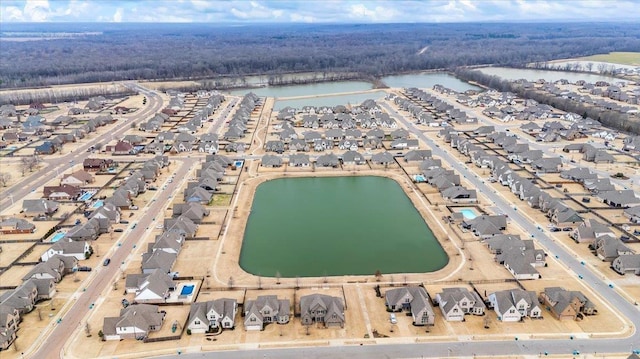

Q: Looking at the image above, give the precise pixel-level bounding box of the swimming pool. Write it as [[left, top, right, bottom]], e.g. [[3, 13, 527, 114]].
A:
[[79, 191, 94, 201], [50, 232, 66, 243], [92, 200, 104, 209], [459, 208, 479, 220], [180, 285, 195, 296], [234, 160, 244, 168], [413, 174, 426, 183]]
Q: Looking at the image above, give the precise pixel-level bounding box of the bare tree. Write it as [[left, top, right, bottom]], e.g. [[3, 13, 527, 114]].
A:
[[275, 271, 281, 285], [257, 276, 262, 290], [374, 270, 382, 282], [227, 276, 234, 289], [586, 62, 594, 72], [0, 172, 10, 187], [85, 322, 92, 337]]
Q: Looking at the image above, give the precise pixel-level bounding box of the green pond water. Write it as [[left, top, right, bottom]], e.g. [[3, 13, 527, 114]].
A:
[[239, 176, 448, 277]]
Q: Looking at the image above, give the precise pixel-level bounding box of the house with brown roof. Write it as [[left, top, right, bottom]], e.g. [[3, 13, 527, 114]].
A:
[[539, 287, 596, 320], [61, 170, 94, 186]]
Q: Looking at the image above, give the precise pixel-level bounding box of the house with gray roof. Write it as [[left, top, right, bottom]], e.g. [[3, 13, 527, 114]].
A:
[[0, 218, 35, 234], [126, 269, 176, 304], [611, 254, 640, 275], [371, 152, 395, 166], [0, 283, 37, 315], [187, 299, 237, 333], [265, 140, 285, 154], [315, 153, 339, 168], [184, 186, 213, 204], [403, 150, 432, 162], [594, 236, 634, 262], [300, 294, 345, 328], [22, 255, 76, 283], [172, 203, 209, 224], [441, 186, 477, 203], [89, 202, 121, 223], [261, 154, 283, 168], [289, 153, 311, 167], [540, 287, 596, 320], [623, 205, 640, 223], [570, 219, 614, 244], [244, 295, 290, 331], [560, 167, 597, 183], [488, 289, 542, 322], [141, 250, 177, 274], [164, 215, 197, 237], [41, 240, 90, 262], [385, 287, 435, 326], [102, 304, 166, 340], [435, 287, 485, 321], [597, 190, 640, 208], [462, 215, 507, 239], [340, 150, 366, 165], [289, 139, 310, 152], [532, 157, 562, 173], [22, 199, 59, 218]]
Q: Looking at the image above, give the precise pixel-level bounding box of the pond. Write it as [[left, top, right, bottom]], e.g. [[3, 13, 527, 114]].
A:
[[381, 72, 482, 92], [478, 67, 628, 84], [239, 176, 448, 277], [273, 90, 387, 111], [228, 81, 374, 98]]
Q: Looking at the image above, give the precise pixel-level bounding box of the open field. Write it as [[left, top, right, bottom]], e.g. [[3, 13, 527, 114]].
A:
[[578, 52, 640, 66]]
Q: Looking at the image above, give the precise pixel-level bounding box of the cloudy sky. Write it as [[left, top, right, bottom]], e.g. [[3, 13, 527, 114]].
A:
[[0, 0, 638, 23]]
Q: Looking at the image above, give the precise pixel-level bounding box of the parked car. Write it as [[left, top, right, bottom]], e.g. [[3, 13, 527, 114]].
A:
[[103, 258, 111, 266], [120, 220, 129, 224], [77, 266, 92, 272], [114, 228, 124, 233], [550, 227, 561, 232], [562, 227, 572, 231], [148, 186, 158, 191], [390, 313, 397, 324]]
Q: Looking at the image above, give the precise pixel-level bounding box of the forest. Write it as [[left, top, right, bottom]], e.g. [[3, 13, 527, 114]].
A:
[[2, 22, 640, 88]]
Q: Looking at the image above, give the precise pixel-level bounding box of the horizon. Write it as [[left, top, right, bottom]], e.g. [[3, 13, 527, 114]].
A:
[[1, 0, 639, 24]]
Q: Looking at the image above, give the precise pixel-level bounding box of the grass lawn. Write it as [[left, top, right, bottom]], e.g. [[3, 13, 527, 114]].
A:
[[211, 194, 232, 206], [579, 52, 640, 66]]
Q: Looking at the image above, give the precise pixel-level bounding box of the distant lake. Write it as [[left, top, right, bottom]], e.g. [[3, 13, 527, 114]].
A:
[[273, 90, 387, 111], [381, 72, 481, 92], [228, 81, 373, 98], [478, 67, 628, 84]]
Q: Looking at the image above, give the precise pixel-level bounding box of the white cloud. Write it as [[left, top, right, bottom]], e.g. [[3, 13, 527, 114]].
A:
[[1, 6, 24, 21], [113, 7, 122, 22], [23, 0, 51, 22]]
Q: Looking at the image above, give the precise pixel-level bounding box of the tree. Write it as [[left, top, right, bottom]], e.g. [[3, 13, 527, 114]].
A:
[[0, 172, 10, 187], [227, 276, 234, 289], [374, 270, 382, 282], [85, 322, 92, 337], [275, 271, 281, 285]]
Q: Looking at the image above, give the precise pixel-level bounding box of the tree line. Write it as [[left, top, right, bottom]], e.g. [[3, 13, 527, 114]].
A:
[[2, 22, 640, 89]]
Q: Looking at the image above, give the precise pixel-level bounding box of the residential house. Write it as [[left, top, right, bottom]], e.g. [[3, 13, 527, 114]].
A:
[[102, 304, 166, 340], [441, 186, 477, 204], [598, 190, 640, 208], [187, 299, 237, 333], [289, 153, 311, 167], [462, 215, 507, 239], [594, 236, 634, 262], [623, 206, 640, 223], [43, 184, 82, 201], [141, 250, 177, 274], [83, 158, 113, 172], [22, 199, 59, 218], [40, 240, 90, 261], [244, 295, 290, 331], [125, 269, 176, 304], [488, 289, 542, 322], [300, 294, 345, 328], [435, 287, 485, 321], [611, 254, 640, 275], [539, 287, 596, 320], [0, 218, 35, 234], [385, 287, 435, 326]]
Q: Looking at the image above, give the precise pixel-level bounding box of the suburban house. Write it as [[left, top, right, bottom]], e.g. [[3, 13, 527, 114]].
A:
[[40, 240, 91, 261], [89, 203, 121, 224], [187, 299, 238, 333], [172, 202, 210, 224], [570, 219, 615, 244], [435, 287, 485, 321], [462, 215, 507, 239], [261, 154, 283, 168], [441, 186, 477, 203], [141, 250, 177, 274], [494, 239, 545, 280], [289, 153, 311, 167], [22, 255, 76, 283], [243, 295, 290, 331], [488, 289, 542, 322], [539, 287, 596, 320], [594, 236, 634, 262], [300, 294, 345, 328], [22, 199, 59, 218], [102, 304, 166, 340], [623, 206, 640, 223], [385, 287, 435, 326], [597, 190, 640, 208], [61, 170, 94, 186], [611, 254, 640, 275], [43, 185, 82, 200], [0, 218, 35, 234], [83, 158, 113, 172], [125, 269, 176, 304]]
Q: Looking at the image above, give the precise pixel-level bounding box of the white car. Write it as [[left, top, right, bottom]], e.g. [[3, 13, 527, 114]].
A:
[[390, 313, 397, 324]]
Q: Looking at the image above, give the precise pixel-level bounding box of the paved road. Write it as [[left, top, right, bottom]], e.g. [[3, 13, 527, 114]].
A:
[[24, 84, 167, 359], [0, 83, 164, 213]]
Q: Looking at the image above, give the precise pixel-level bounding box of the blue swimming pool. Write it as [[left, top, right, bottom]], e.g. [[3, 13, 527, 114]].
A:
[[180, 285, 195, 296], [92, 200, 104, 209], [234, 160, 244, 168], [51, 232, 66, 243], [413, 174, 426, 183], [79, 191, 94, 201], [459, 208, 479, 220]]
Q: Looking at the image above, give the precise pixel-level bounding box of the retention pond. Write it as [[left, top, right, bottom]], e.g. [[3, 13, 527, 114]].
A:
[[239, 176, 448, 277]]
